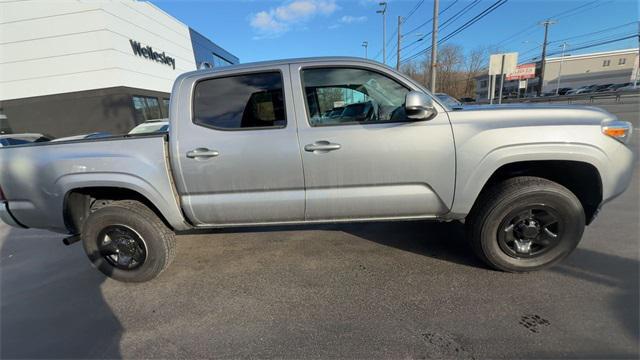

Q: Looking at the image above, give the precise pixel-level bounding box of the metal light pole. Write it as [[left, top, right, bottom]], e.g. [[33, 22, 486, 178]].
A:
[[430, 0, 439, 92], [377, 2, 387, 64], [555, 42, 568, 95], [538, 19, 556, 96], [362, 41, 368, 59]]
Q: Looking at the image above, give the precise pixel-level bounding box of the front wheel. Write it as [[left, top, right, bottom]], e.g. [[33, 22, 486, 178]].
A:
[[466, 176, 585, 272], [81, 200, 176, 282]]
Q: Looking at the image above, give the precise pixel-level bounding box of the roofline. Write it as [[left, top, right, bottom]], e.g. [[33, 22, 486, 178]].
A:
[[546, 48, 639, 62], [180, 56, 391, 76]]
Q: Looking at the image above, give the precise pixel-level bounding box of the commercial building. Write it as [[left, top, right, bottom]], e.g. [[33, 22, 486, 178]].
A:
[[0, 0, 238, 137], [475, 48, 639, 100]]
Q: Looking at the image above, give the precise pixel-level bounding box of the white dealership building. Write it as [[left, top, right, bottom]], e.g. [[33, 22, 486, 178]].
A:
[[0, 0, 238, 137]]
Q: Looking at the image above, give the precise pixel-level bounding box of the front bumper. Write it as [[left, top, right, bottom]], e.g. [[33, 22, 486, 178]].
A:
[[0, 202, 25, 228]]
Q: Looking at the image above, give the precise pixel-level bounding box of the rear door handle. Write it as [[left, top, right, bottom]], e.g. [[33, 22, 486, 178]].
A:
[[304, 141, 341, 153], [186, 148, 219, 159]]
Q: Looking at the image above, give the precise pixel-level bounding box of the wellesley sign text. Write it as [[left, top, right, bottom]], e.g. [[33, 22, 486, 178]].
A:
[[129, 40, 176, 70]]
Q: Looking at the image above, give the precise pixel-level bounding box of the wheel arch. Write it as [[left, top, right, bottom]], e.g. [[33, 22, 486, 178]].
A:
[[468, 160, 603, 224], [63, 186, 184, 234]]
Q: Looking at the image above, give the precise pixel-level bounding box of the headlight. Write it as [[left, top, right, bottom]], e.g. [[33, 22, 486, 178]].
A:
[[601, 120, 633, 144]]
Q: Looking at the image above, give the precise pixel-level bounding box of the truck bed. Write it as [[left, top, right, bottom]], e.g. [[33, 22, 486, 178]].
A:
[[0, 134, 186, 233]]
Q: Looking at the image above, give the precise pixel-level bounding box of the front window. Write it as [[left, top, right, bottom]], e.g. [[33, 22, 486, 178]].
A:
[[302, 67, 410, 126], [193, 72, 286, 130]]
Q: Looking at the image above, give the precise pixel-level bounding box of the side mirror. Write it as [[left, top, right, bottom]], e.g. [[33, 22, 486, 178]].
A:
[[405, 91, 436, 120]]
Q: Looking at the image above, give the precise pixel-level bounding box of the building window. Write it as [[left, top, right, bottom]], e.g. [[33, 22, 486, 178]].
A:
[[602, 60, 611, 67], [193, 72, 286, 130], [618, 58, 626, 65], [161, 98, 170, 117], [480, 80, 488, 88], [212, 53, 232, 68], [132, 96, 163, 123], [301, 67, 410, 127]]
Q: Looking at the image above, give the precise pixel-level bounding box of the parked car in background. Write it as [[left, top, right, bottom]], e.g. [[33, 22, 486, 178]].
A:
[[459, 97, 476, 103], [609, 82, 632, 91], [573, 84, 598, 94], [128, 119, 169, 135], [0, 133, 50, 147], [615, 83, 637, 92], [593, 84, 614, 93], [0, 57, 635, 283], [557, 88, 572, 95], [434, 93, 463, 109]]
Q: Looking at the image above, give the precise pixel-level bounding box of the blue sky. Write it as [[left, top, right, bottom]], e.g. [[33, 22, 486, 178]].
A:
[[152, 0, 639, 65]]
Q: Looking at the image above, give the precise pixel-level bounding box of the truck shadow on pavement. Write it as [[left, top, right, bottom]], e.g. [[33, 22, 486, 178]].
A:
[[0, 228, 123, 359], [552, 247, 640, 343]]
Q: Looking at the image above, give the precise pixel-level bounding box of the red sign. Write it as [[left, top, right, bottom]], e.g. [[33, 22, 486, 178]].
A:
[[506, 63, 536, 81]]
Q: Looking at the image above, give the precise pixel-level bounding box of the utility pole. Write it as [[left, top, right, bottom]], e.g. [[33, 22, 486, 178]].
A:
[[362, 41, 368, 59], [555, 42, 568, 95], [538, 19, 556, 96], [635, 21, 639, 88], [430, 0, 439, 92], [396, 16, 402, 70], [377, 2, 387, 64]]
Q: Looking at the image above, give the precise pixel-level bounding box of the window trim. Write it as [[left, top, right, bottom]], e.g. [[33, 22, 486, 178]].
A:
[[191, 70, 288, 132], [299, 65, 424, 128]]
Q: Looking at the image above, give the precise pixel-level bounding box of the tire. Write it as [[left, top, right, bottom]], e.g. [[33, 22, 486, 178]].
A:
[[466, 176, 585, 272], [81, 200, 176, 282]]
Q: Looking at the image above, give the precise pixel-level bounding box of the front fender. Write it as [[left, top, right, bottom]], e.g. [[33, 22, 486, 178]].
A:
[[450, 142, 608, 216]]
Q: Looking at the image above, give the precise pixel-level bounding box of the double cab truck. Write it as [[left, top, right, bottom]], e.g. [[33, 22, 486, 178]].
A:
[[0, 58, 634, 282]]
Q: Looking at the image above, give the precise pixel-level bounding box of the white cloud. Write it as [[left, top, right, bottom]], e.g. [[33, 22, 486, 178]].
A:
[[340, 15, 367, 24], [250, 0, 339, 38]]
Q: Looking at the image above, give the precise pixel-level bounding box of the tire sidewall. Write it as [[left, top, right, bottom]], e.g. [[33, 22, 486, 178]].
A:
[[82, 206, 167, 282], [479, 189, 585, 272]]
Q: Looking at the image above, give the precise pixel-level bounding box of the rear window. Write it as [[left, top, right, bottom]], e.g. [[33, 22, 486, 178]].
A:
[[193, 72, 286, 130]]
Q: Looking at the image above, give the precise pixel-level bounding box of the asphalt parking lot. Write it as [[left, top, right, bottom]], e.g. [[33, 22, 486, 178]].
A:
[[1, 103, 638, 359]]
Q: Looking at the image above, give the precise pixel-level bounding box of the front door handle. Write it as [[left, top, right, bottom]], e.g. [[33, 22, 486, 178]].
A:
[[186, 148, 219, 159], [304, 141, 341, 153]]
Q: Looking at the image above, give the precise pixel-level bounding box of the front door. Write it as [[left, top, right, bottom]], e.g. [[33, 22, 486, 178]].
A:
[[171, 65, 305, 226], [290, 62, 456, 221]]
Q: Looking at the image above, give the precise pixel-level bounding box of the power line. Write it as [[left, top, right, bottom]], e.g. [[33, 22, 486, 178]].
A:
[[520, 34, 638, 63], [404, 0, 425, 23], [402, 0, 460, 37], [549, 21, 637, 45], [400, 0, 475, 54], [493, 0, 609, 49], [401, 0, 508, 64]]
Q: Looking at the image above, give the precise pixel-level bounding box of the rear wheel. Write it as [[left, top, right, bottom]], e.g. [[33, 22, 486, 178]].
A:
[[466, 176, 585, 272], [81, 200, 175, 282]]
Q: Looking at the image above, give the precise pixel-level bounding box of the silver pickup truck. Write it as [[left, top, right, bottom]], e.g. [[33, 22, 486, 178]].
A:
[[0, 58, 634, 282]]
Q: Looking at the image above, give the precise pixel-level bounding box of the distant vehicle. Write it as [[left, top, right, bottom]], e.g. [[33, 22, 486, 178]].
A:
[[557, 88, 572, 95], [593, 84, 614, 93], [571, 85, 598, 94], [616, 83, 639, 92], [611, 82, 633, 91], [459, 97, 476, 103], [52, 132, 112, 142], [128, 119, 169, 135], [541, 90, 556, 97], [0, 133, 50, 147], [0, 57, 634, 282], [435, 93, 463, 109]]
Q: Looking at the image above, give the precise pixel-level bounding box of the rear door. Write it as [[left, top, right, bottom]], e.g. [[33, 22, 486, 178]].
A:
[[289, 61, 456, 221], [170, 65, 305, 226]]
